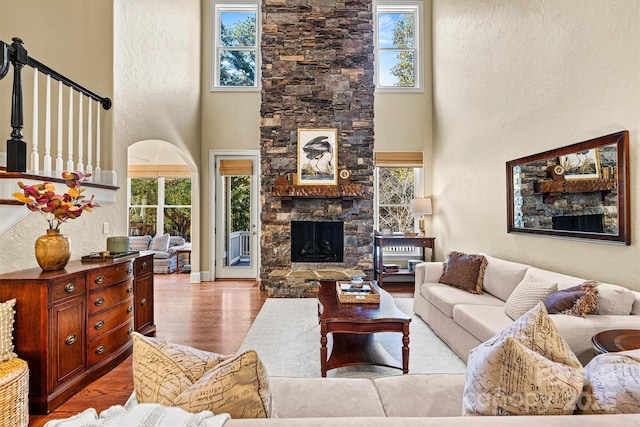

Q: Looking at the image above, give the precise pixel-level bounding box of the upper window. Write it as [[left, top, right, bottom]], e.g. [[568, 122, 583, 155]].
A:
[[374, 2, 422, 92], [211, 1, 260, 90]]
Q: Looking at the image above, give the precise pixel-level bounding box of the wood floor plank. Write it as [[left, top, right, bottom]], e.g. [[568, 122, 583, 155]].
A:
[[29, 275, 411, 426]]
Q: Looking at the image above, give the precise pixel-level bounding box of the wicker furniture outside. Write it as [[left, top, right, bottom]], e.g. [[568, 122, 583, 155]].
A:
[[0, 357, 29, 427]]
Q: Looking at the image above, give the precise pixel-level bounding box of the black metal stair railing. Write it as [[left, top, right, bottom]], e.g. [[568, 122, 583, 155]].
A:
[[0, 37, 112, 173]]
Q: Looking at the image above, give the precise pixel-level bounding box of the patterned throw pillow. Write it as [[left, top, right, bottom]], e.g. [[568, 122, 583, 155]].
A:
[[504, 276, 557, 320], [150, 233, 170, 252], [577, 349, 640, 414], [463, 302, 584, 416], [544, 281, 598, 317], [132, 333, 275, 419], [0, 298, 17, 362], [438, 251, 487, 294]]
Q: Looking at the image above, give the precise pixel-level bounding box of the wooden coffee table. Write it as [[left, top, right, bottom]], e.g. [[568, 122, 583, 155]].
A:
[[317, 280, 411, 377], [592, 329, 640, 354]]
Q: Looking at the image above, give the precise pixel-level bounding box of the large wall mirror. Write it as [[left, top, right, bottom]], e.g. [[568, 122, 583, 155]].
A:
[[507, 130, 630, 244]]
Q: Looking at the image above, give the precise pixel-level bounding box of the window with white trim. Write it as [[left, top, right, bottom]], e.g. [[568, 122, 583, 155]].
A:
[[374, 1, 422, 92], [210, 1, 260, 90]]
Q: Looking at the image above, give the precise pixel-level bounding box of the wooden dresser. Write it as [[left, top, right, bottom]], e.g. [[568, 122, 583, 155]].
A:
[[0, 253, 155, 414]]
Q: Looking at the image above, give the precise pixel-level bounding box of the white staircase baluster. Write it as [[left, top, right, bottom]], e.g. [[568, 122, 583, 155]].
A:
[[86, 98, 93, 177], [77, 93, 84, 172], [55, 80, 64, 174], [67, 88, 74, 172], [43, 74, 52, 174], [31, 68, 39, 174]]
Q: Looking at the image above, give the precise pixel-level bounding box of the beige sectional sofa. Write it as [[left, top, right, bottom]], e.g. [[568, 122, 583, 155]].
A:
[[413, 254, 640, 365], [47, 373, 640, 426]]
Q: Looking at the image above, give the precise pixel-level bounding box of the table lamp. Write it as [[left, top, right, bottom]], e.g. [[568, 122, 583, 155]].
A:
[[411, 198, 432, 237]]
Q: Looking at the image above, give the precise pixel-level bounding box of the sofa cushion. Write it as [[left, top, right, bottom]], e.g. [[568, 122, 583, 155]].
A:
[[524, 267, 585, 291], [481, 255, 530, 302], [132, 333, 275, 419], [0, 298, 17, 362], [438, 251, 487, 294], [595, 283, 636, 315], [452, 304, 514, 344], [150, 233, 170, 251], [577, 349, 640, 414], [148, 250, 172, 260], [269, 377, 385, 418], [169, 235, 186, 247], [420, 282, 504, 318], [503, 275, 557, 320], [463, 303, 583, 416], [373, 374, 466, 417]]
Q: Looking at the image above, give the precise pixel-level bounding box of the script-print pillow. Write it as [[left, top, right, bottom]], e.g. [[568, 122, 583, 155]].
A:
[[132, 332, 232, 406], [132, 332, 275, 418], [463, 302, 584, 416], [577, 349, 640, 414]]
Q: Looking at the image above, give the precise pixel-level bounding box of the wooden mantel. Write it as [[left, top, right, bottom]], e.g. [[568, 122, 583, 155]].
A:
[[534, 178, 615, 195], [272, 175, 363, 199]]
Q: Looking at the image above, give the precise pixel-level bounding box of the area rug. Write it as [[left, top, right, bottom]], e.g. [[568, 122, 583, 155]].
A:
[[237, 297, 466, 378]]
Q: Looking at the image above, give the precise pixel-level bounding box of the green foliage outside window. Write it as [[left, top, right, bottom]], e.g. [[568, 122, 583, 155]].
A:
[[219, 12, 256, 86], [230, 176, 250, 232], [390, 14, 415, 87], [378, 167, 415, 232]]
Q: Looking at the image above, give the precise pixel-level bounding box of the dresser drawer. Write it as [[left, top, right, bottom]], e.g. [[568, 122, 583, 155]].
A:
[[87, 261, 134, 291], [134, 255, 153, 276], [87, 298, 134, 341], [50, 274, 86, 303], [87, 280, 134, 315], [87, 318, 134, 366]]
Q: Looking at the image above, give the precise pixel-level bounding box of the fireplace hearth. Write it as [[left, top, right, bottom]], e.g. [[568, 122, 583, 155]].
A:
[[291, 221, 344, 263]]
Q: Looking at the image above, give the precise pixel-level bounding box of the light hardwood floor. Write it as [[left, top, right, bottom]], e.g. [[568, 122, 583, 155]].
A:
[[29, 274, 413, 426]]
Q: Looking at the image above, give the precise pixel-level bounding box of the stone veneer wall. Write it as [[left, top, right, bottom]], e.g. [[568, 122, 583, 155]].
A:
[[259, 0, 375, 296]]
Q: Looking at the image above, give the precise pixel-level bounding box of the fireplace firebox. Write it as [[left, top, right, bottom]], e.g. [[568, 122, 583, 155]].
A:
[[291, 221, 344, 263], [552, 214, 604, 233]]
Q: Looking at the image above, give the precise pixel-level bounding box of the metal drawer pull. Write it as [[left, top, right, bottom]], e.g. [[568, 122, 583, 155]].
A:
[[65, 334, 77, 345], [64, 282, 76, 293], [95, 345, 106, 355], [94, 275, 105, 285], [94, 320, 105, 330], [127, 267, 133, 275], [127, 306, 133, 313], [127, 286, 133, 294], [128, 326, 134, 335], [140, 298, 147, 306], [94, 297, 105, 306], [141, 261, 148, 270]]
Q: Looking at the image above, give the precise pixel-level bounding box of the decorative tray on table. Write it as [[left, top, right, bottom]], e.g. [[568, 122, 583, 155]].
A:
[[81, 251, 140, 262], [336, 280, 380, 304]]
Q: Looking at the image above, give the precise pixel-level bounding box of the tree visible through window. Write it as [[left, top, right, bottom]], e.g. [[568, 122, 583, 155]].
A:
[[213, 3, 259, 88], [375, 2, 420, 89], [377, 167, 415, 232]]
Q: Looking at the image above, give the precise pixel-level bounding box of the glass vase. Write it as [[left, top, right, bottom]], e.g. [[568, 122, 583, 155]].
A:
[[35, 229, 71, 271]]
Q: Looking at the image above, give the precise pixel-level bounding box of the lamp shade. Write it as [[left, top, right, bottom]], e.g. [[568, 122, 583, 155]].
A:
[[411, 198, 432, 215]]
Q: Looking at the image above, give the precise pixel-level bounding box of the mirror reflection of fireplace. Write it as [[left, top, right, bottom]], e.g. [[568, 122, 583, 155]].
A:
[[553, 214, 604, 233], [291, 221, 344, 263]]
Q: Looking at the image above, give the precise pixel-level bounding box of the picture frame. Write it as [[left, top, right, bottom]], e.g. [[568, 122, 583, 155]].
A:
[[559, 148, 600, 179], [297, 128, 338, 185]]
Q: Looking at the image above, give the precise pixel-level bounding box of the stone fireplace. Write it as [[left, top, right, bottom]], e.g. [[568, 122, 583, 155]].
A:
[[259, 0, 375, 296], [291, 221, 344, 263]]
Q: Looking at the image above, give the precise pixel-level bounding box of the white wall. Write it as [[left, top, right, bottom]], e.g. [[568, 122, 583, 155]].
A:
[[431, 0, 640, 290]]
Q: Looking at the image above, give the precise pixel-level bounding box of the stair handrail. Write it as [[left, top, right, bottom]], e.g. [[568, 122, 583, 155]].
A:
[[0, 37, 112, 173]]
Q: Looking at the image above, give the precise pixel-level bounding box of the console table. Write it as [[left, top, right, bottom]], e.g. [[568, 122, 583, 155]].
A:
[[0, 254, 155, 414], [373, 236, 435, 287]]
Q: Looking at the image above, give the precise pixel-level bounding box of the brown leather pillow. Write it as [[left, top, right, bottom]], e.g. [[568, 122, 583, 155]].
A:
[[438, 251, 487, 294], [544, 281, 598, 317]]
